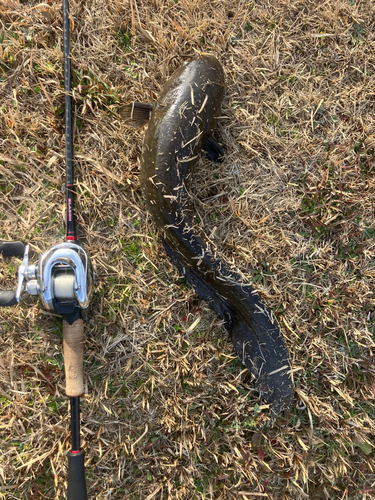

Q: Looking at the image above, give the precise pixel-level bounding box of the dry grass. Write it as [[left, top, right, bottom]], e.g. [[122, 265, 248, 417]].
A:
[[1, 0, 375, 498]]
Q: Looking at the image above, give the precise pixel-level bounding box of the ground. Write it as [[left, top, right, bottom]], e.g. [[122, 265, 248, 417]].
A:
[[0, 0, 375, 499]]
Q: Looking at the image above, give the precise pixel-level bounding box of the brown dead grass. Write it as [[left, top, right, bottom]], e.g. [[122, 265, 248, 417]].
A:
[[1, 0, 375, 498]]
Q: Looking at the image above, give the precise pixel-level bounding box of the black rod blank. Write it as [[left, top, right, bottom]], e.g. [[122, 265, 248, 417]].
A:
[[63, 0, 76, 241], [70, 396, 80, 452]]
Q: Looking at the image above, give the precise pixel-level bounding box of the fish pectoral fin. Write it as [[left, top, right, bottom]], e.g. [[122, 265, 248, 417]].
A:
[[118, 102, 153, 127], [204, 136, 224, 162]]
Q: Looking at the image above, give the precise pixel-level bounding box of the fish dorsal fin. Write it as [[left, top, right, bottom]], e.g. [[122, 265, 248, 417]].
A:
[[118, 102, 153, 128]]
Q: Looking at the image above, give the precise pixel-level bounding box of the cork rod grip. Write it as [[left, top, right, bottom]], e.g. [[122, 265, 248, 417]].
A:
[[63, 318, 84, 397]]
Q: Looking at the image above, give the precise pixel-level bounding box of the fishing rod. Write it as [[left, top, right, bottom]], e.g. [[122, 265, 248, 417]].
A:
[[0, 1, 92, 498]]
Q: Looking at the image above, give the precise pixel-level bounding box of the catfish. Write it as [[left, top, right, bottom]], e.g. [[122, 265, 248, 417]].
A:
[[120, 54, 294, 417]]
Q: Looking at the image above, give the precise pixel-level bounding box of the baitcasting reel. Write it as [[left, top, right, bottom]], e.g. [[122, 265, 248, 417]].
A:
[[0, 241, 93, 314]]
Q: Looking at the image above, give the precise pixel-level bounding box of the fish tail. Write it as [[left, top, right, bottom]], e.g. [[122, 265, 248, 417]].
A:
[[162, 237, 294, 417]]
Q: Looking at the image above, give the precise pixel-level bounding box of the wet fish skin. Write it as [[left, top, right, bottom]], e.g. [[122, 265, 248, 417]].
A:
[[139, 54, 294, 417]]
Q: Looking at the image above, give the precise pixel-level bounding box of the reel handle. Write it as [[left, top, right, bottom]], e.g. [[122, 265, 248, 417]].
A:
[[0, 241, 25, 307]]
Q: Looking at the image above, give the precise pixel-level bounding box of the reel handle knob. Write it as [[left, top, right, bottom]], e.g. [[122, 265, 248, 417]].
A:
[[0, 241, 25, 258], [0, 291, 17, 307]]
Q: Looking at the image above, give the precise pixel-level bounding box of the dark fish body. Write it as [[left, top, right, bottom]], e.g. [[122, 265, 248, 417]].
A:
[[138, 55, 293, 416]]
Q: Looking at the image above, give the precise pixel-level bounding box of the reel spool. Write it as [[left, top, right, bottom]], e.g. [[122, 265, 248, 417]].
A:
[[14, 242, 93, 314], [53, 270, 76, 301]]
